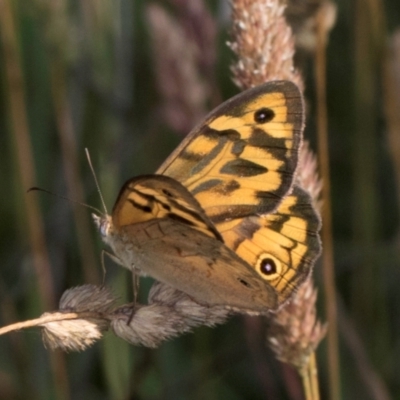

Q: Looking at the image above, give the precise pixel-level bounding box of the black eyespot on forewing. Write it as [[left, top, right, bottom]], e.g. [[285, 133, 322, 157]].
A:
[[254, 108, 275, 124]]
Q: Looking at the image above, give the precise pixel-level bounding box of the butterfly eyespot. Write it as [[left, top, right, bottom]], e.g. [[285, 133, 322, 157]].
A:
[[260, 258, 276, 274], [256, 254, 281, 280], [254, 107, 275, 124]]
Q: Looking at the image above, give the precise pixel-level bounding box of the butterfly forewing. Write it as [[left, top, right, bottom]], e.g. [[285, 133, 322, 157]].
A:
[[157, 81, 304, 221], [111, 175, 222, 241]]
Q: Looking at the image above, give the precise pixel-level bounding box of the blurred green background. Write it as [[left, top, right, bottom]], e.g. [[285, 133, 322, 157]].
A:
[[0, 0, 400, 399]]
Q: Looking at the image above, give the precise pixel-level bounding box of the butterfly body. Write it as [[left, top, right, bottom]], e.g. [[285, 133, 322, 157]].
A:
[[94, 80, 321, 314]]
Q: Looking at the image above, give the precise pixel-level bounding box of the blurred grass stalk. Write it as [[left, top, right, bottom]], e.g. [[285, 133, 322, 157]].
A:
[[384, 30, 400, 212], [352, 0, 390, 372], [36, 0, 101, 284], [314, 2, 340, 400], [48, 42, 100, 285], [0, 0, 69, 398]]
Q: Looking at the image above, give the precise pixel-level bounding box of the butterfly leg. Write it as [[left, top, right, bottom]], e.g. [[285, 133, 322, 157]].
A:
[[127, 269, 140, 325], [101, 250, 122, 284], [102, 250, 139, 325]]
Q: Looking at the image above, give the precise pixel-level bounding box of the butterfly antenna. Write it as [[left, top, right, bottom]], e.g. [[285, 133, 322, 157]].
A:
[[85, 148, 108, 215], [27, 187, 103, 215]]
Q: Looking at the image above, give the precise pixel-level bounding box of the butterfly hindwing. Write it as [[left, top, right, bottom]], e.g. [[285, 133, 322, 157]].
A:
[[216, 185, 321, 304], [114, 218, 279, 313]]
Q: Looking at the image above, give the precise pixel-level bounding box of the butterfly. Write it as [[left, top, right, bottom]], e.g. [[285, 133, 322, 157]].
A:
[[94, 80, 321, 314]]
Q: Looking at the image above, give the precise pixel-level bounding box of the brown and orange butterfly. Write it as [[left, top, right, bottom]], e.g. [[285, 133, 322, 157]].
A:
[[94, 80, 321, 314]]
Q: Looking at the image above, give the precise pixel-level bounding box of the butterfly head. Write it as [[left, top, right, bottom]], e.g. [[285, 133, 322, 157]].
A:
[[92, 213, 114, 245]]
